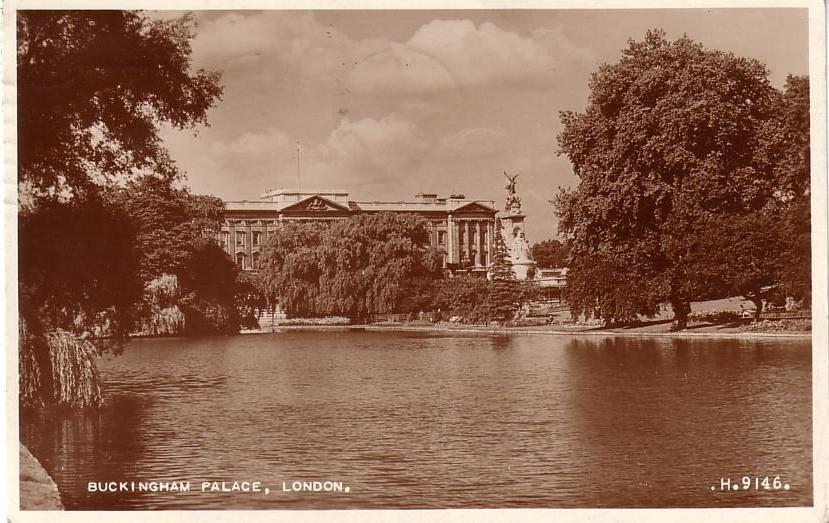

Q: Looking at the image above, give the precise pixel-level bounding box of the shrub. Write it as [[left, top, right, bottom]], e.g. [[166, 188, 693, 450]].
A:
[[740, 319, 811, 333], [687, 310, 743, 324]]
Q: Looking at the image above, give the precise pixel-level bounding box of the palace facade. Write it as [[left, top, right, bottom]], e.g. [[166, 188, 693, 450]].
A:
[[221, 189, 499, 274]]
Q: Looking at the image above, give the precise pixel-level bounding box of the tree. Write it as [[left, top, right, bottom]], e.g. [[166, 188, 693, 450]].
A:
[[17, 10, 222, 201], [108, 176, 242, 335], [18, 10, 223, 407], [258, 213, 441, 322], [19, 196, 143, 407], [531, 239, 571, 268], [109, 176, 225, 278], [430, 276, 491, 323], [556, 30, 790, 329], [18, 196, 143, 343], [488, 220, 519, 322], [771, 76, 811, 305], [257, 221, 328, 318], [684, 214, 783, 320]]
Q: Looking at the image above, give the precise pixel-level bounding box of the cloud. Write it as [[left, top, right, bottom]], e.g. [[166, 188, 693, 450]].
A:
[[191, 11, 349, 73], [192, 12, 589, 98], [345, 19, 592, 95], [345, 43, 458, 94], [440, 126, 509, 155], [304, 114, 428, 190], [213, 127, 294, 156]]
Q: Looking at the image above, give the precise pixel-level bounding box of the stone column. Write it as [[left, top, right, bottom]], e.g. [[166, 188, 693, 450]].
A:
[[475, 221, 482, 266], [246, 221, 253, 270], [463, 221, 470, 263], [487, 220, 494, 266], [229, 221, 236, 258], [447, 213, 455, 264]]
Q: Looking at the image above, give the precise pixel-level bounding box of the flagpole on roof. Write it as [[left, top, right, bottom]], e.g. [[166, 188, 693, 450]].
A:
[[296, 140, 302, 194]]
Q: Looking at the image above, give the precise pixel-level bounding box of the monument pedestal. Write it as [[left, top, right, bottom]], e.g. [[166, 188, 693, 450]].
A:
[[500, 211, 537, 280]]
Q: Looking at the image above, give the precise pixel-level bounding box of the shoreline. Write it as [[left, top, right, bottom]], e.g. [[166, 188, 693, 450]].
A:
[[240, 323, 812, 339], [19, 444, 63, 510]]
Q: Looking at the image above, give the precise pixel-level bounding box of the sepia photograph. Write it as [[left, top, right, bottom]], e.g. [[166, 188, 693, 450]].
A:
[[3, 2, 827, 521]]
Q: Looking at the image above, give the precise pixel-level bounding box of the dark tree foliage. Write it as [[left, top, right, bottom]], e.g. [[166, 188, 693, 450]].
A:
[[258, 213, 441, 322], [769, 75, 810, 200], [178, 242, 241, 335], [772, 76, 811, 304], [531, 239, 571, 268], [258, 221, 328, 318], [109, 176, 226, 280], [17, 10, 223, 201], [108, 176, 240, 334], [395, 276, 443, 314], [488, 220, 520, 322], [430, 276, 491, 323], [565, 255, 664, 326], [18, 197, 142, 348], [778, 199, 811, 304], [556, 29, 802, 329], [17, 10, 223, 407]]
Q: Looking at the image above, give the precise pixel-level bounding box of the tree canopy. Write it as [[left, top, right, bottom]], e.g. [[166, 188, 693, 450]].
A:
[[18, 10, 225, 407], [531, 239, 571, 268], [109, 176, 226, 281], [258, 213, 442, 322], [17, 10, 222, 201], [109, 177, 241, 335], [555, 30, 809, 328]]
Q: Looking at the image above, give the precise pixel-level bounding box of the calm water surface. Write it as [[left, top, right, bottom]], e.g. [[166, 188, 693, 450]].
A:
[[21, 331, 812, 509]]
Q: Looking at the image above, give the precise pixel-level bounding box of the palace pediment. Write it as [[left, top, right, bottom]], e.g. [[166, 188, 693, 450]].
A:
[[280, 195, 352, 213], [452, 201, 497, 214]]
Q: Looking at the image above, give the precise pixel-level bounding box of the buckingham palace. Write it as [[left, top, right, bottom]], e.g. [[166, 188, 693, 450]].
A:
[[221, 189, 500, 273]]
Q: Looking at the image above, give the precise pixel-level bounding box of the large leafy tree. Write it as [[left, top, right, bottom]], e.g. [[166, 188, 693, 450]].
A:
[[109, 176, 240, 334], [109, 176, 226, 281], [18, 10, 223, 407], [556, 30, 794, 329], [259, 213, 441, 322], [258, 221, 328, 318], [772, 76, 811, 305], [18, 10, 222, 201]]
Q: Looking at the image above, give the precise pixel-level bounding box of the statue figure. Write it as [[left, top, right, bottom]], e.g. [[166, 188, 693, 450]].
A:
[[504, 171, 519, 195], [512, 231, 531, 262], [504, 171, 522, 213]]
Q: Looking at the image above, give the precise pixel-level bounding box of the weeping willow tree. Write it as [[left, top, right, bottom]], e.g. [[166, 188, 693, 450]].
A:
[[258, 213, 442, 322], [133, 274, 186, 336]]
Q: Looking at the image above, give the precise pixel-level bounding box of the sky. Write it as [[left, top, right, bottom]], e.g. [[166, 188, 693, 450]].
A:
[[158, 8, 809, 241]]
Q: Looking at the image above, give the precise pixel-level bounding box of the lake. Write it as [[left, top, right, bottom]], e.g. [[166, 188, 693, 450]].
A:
[[20, 331, 812, 509]]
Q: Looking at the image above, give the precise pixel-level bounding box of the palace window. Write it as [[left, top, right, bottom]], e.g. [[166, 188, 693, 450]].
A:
[[236, 252, 247, 269], [252, 231, 261, 246], [252, 252, 260, 270], [221, 232, 229, 248], [438, 231, 446, 246], [236, 231, 247, 247]]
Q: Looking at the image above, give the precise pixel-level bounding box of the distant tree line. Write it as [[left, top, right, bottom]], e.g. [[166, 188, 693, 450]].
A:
[[554, 30, 810, 329], [254, 214, 535, 324], [531, 239, 570, 268]]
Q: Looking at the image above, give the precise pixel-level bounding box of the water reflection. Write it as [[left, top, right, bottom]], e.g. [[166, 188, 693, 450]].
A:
[[21, 332, 811, 509], [561, 337, 811, 507]]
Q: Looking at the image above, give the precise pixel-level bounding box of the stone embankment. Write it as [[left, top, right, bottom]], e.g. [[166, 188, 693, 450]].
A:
[[19, 445, 63, 510]]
